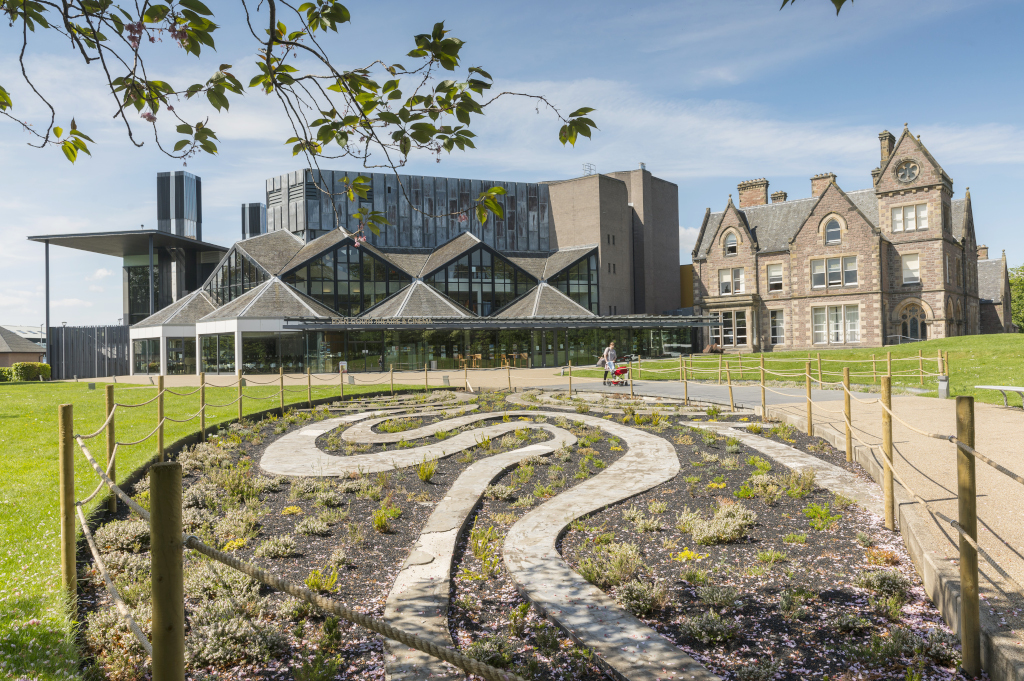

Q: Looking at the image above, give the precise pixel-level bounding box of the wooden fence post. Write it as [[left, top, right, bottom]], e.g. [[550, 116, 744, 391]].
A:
[[805, 362, 812, 436], [937, 349, 944, 376], [150, 461, 184, 681], [424, 363, 429, 392], [718, 354, 722, 385], [887, 351, 892, 380], [391, 364, 395, 396], [105, 384, 116, 514], [918, 349, 924, 385], [678, 354, 683, 382], [683, 358, 689, 405], [817, 352, 823, 389], [760, 355, 766, 420], [727, 367, 734, 411], [199, 372, 206, 442], [956, 395, 981, 678], [307, 368, 312, 409], [872, 354, 877, 385], [843, 367, 852, 463], [237, 370, 243, 424], [278, 367, 285, 416], [58, 403, 76, 597], [881, 376, 894, 530], [157, 375, 164, 462], [464, 363, 468, 392]]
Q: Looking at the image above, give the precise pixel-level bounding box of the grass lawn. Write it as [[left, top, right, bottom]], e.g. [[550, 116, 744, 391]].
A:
[[573, 334, 1024, 405], [0, 380, 421, 680]]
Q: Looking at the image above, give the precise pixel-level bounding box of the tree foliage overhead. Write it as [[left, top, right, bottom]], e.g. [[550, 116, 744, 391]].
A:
[[0, 0, 595, 236], [1009, 263, 1024, 332]]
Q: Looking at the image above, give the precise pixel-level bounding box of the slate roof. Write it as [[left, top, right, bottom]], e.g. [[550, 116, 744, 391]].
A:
[[199, 278, 335, 321], [695, 188, 878, 258], [978, 259, 1006, 303], [541, 245, 597, 279], [419, 232, 481, 276], [383, 251, 433, 278], [132, 290, 217, 329], [360, 280, 474, 318], [278, 226, 353, 274], [505, 253, 548, 280], [235, 229, 305, 275], [493, 284, 596, 318], [0, 325, 45, 354]]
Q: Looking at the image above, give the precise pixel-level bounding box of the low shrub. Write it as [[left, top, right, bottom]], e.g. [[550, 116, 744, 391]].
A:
[[254, 536, 296, 559], [466, 634, 515, 669], [679, 500, 757, 545], [756, 549, 787, 564], [0, 367, 11, 382], [633, 514, 662, 533], [769, 422, 797, 442], [616, 579, 668, 616], [867, 547, 900, 566], [857, 569, 911, 600], [783, 533, 807, 544], [856, 531, 875, 547], [576, 542, 642, 590], [378, 417, 423, 433], [736, 658, 780, 681], [485, 484, 517, 501], [94, 518, 150, 554], [803, 501, 842, 531], [844, 626, 917, 666], [185, 597, 286, 668], [835, 612, 872, 633], [780, 587, 814, 620], [213, 507, 261, 544], [917, 627, 961, 667], [12, 361, 50, 381], [292, 651, 340, 681], [297, 516, 331, 536], [678, 610, 739, 644], [680, 567, 709, 585], [697, 584, 740, 607], [745, 423, 764, 435], [417, 456, 438, 483], [305, 566, 339, 592], [647, 500, 668, 515], [780, 469, 817, 498], [746, 455, 772, 474]]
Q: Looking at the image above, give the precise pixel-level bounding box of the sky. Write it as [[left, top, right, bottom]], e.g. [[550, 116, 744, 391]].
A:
[[2, 0, 1023, 327]]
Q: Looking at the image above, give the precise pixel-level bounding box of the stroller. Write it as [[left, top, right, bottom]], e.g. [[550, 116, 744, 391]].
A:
[[608, 364, 630, 386]]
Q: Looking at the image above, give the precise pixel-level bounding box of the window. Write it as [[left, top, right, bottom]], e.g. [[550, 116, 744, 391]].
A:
[[825, 219, 841, 244], [891, 204, 928, 233], [608, 263, 611, 273], [945, 254, 951, 283], [724, 233, 738, 256], [718, 268, 743, 295], [845, 305, 860, 342], [901, 304, 928, 341], [811, 258, 854, 288], [811, 260, 825, 288], [283, 240, 412, 316], [843, 256, 858, 285], [901, 254, 920, 284], [827, 258, 842, 287], [813, 306, 860, 344], [767, 264, 783, 292], [711, 311, 746, 347], [613, 263, 616, 274], [549, 254, 600, 314], [204, 248, 270, 306], [956, 257, 962, 287], [425, 246, 538, 316], [722, 312, 734, 346], [812, 308, 827, 344], [770, 310, 785, 344]]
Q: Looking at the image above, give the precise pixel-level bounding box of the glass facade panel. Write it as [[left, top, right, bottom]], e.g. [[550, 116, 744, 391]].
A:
[[282, 241, 411, 316], [770, 310, 784, 344], [127, 266, 162, 326], [549, 255, 599, 314], [166, 337, 196, 375], [205, 249, 270, 305], [198, 333, 236, 374], [132, 338, 160, 374], [426, 245, 537, 316]]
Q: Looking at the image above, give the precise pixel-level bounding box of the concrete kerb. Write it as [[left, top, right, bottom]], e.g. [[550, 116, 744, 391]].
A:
[[764, 405, 1024, 681], [383, 439, 575, 681]]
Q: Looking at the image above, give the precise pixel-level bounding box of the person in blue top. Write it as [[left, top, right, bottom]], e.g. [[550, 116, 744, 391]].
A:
[[601, 341, 617, 385]]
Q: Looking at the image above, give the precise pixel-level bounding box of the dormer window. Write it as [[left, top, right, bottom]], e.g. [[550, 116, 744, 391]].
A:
[[824, 219, 841, 245], [724, 233, 737, 256]]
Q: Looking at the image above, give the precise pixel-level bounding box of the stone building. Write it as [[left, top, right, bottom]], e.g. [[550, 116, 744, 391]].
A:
[[977, 246, 1016, 333], [691, 125, 996, 351]]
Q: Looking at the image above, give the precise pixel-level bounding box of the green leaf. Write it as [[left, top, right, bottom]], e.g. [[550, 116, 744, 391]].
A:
[[52, 126, 63, 138], [61, 140, 78, 163], [0, 85, 12, 111], [475, 205, 487, 224], [399, 136, 411, 156], [568, 107, 595, 117], [173, 139, 190, 152], [176, 123, 194, 135]]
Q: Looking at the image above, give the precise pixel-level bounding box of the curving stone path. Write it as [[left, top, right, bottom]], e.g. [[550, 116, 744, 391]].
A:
[[503, 414, 719, 681], [505, 390, 691, 415], [340, 406, 483, 444], [688, 421, 883, 516], [383, 435, 576, 680], [260, 410, 573, 477]]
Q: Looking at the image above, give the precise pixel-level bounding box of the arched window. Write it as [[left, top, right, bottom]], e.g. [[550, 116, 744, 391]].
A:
[[900, 304, 928, 341], [825, 219, 841, 245], [724, 233, 738, 256]]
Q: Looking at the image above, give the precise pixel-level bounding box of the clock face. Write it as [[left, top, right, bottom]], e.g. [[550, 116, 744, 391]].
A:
[[895, 160, 920, 183]]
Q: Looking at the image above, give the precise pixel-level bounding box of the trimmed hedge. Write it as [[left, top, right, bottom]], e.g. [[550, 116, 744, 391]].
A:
[[11, 362, 51, 381], [0, 367, 11, 382]]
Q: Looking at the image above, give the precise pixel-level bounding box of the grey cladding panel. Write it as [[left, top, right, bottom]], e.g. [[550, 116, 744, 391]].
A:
[[385, 174, 398, 247], [411, 176, 423, 248], [459, 180, 471, 235], [496, 183, 507, 251], [538, 184, 550, 251], [399, 174, 411, 247], [423, 176, 435, 248], [372, 174, 386, 247], [470, 179, 482, 240], [448, 179, 459, 242], [517, 183, 528, 248], [506, 183, 517, 251]]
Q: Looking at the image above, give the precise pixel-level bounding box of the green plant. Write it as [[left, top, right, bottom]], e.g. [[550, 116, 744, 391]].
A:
[[705, 405, 722, 419], [647, 500, 668, 514], [746, 455, 772, 474], [857, 568, 910, 599], [679, 611, 739, 644], [697, 584, 740, 608], [485, 484, 517, 501], [297, 516, 331, 536], [622, 504, 644, 523], [507, 603, 530, 636], [11, 362, 51, 381], [346, 522, 366, 545], [745, 423, 764, 435], [835, 612, 872, 633], [701, 430, 718, 446], [678, 501, 758, 545], [576, 542, 642, 590], [870, 593, 907, 620], [378, 417, 423, 433], [780, 587, 814, 620], [511, 462, 535, 486], [254, 535, 297, 558], [617, 579, 668, 616], [844, 626, 918, 666], [735, 658, 780, 681], [756, 549, 787, 564], [720, 456, 740, 470], [706, 474, 726, 489], [867, 547, 900, 566], [670, 547, 708, 562], [417, 456, 438, 483], [633, 514, 662, 533], [833, 493, 856, 510], [781, 469, 817, 498], [466, 633, 515, 669], [769, 422, 796, 442], [680, 567, 709, 585], [783, 533, 807, 544], [293, 651, 341, 681], [532, 483, 556, 498], [803, 501, 842, 530], [304, 566, 339, 592], [372, 498, 402, 533]]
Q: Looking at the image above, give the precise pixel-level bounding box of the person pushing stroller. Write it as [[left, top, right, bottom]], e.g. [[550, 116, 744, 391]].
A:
[[600, 341, 617, 385]]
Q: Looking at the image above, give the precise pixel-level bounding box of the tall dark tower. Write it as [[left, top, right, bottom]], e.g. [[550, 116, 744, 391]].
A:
[[157, 171, 202, 240], [242, 203, 267, 239]]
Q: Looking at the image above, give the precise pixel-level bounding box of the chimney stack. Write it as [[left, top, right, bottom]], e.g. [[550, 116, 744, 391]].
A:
[[770, 190, 788, 204], [810, 172, 836, 197], [737, 178, 769, 208], [977, 244, 989, 260], [879, 130, 895, 166]]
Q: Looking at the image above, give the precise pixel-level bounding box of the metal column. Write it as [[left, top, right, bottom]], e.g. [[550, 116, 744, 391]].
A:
[[148, 234, 155, 316], [44, 240, 50, 365]]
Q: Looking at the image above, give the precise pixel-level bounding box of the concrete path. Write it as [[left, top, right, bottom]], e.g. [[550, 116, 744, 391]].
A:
[[260, 410, 574, 476], [503, 414, 717, 681], [383, 441, 573, 681]]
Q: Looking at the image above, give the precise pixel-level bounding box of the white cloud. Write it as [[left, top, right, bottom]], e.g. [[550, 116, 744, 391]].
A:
[[88, 285, 105, 292], [679, 227, 701, 261], [52, 298, 94, 308], [87, 268, 113, 281]]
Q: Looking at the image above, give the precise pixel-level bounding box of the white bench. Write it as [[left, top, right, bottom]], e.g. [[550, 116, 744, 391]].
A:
[[975, 385, 1024, 408]]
